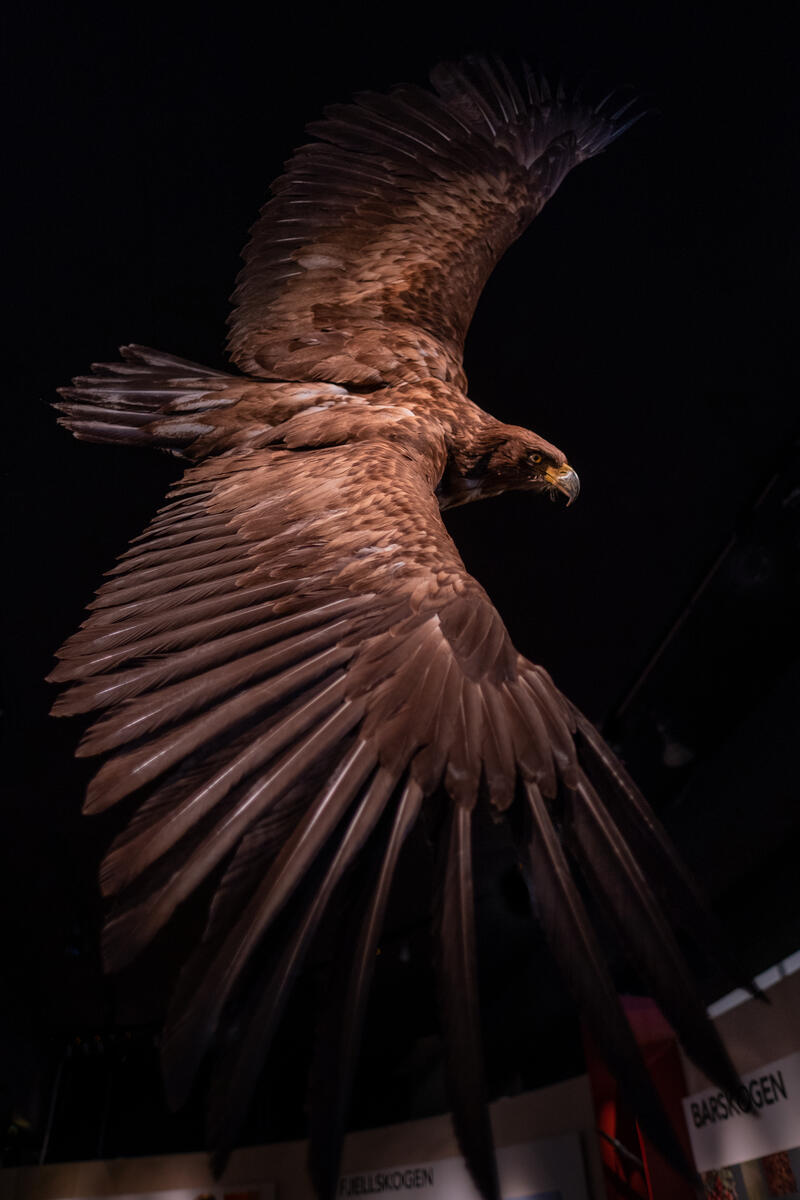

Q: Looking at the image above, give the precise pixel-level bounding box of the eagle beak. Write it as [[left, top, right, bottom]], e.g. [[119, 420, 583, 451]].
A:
[[545, 463, 581, 506]]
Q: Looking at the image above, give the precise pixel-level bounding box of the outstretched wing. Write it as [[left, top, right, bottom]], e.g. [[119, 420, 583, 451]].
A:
[[227, 57, 640, 389], [52, 433, 743, 1199]]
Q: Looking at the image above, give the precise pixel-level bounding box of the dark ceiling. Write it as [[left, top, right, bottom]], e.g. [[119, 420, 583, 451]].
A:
[[3, 0, 798, 1170]]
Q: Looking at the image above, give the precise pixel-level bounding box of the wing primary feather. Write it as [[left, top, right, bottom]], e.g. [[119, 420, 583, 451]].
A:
[[76, 613, 361, 751], [206, 766, 398, 1163], [593, 88, 618, 115], [609, 94, 641, 122], [570, 708, 763, 1000], [505, 680, 558, 797], [353, 90, 456, 148], [75, 578, 282, 637], [435, 803, 500, 1200], [309, 778, 425, 1200], [58, 597, 362, 703], [83, 642, 356, 810], [55, 609, 343, 714], [122, 513, 231, 554], [388, 83, 476, 140], [129, 501, 210, 535], [443, 678, 483, 808], [466, 56, 513, 124], [327, 99, 442, 156], [104, 535, 234, 577], [480, 687, 517, 810], [100, 670, 351, 895], [520, 670, 578, 783], [522, 781, 695, 1178], [86, 551, 258, 612], [80, 577, 295, 630], [160, 738, 376, 1107], [429, 61, 499, 139], [490, 55, 526, 117], [101, 696, 368, 969], [99, 540, 246, 592], [565, 776, 741, 1096], [60, 599, 284, 680]]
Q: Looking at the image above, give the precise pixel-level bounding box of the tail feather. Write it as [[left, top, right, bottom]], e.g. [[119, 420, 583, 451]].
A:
[[55, 345, 241, 454]]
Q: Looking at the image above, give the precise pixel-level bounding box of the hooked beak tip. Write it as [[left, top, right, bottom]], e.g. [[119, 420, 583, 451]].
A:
[[546, 463, 581, 505]]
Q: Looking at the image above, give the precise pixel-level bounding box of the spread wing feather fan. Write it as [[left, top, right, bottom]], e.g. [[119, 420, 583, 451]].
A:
[[52, 56, 751, 1200]]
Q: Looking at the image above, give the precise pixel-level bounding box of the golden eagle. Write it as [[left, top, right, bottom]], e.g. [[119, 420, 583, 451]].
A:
[[52, 56, 745, 1200]]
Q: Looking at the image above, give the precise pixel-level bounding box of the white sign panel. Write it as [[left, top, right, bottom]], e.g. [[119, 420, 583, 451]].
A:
[[338, 1133, 589, 1200], [682, 1050, 800, 1172]]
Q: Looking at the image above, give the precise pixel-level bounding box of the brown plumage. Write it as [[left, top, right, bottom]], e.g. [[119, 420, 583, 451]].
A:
[[52, 56, 749, 1200]]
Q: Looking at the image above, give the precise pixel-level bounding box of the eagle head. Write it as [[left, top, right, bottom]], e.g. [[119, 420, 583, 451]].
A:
[[506, 429, 581, 505], [439, 424, 580, 509]]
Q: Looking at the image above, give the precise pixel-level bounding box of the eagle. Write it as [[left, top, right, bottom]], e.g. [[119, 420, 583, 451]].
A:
[[51, 56, 748, 1200]]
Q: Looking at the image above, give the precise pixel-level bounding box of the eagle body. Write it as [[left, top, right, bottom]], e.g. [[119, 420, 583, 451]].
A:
[[51, 57, 748, 1200]]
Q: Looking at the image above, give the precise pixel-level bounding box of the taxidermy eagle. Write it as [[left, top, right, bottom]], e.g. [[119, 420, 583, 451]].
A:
[[52, 56, 748, 1199]]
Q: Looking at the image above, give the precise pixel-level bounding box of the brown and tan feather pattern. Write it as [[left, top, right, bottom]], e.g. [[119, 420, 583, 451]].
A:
[[51, 56, 749, 1200], [227, 56, 640, 389]]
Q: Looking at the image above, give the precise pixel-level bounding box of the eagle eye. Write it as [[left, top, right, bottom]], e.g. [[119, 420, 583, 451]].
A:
[[529, 452, 542, 464]]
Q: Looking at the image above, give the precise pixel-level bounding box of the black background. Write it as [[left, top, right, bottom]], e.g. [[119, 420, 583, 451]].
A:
[[3, 0, 798, 1168]]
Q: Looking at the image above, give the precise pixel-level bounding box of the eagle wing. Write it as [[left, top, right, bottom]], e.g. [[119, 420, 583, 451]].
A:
[[227, 58, 640, 390], [52, 428, 742, 1199]]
